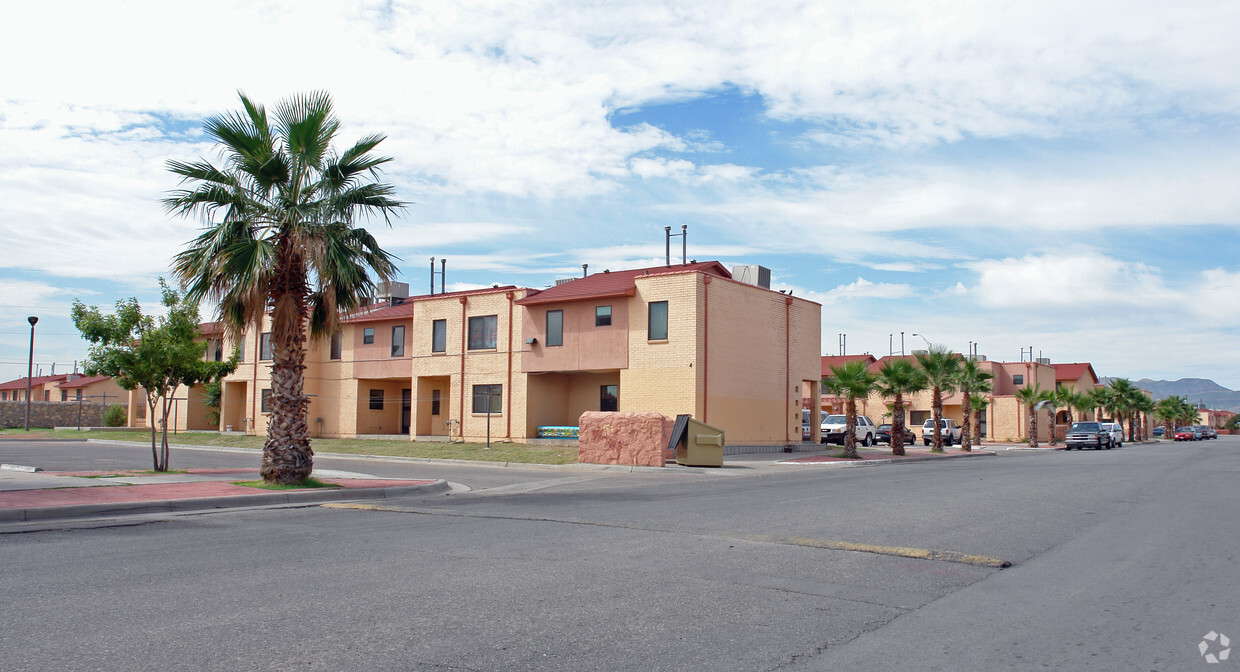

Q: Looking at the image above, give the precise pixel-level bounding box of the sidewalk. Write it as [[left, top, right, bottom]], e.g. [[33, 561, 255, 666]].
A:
[[0, 465, 448, 525]]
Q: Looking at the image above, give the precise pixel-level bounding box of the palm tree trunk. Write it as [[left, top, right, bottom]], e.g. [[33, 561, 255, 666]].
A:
[[843, 397, 859, 459], [1028, 404, 1038, 448], [891, 394, 905, 456], [931, 388, 944, 452], [260, 247, 314, 484], [960, 393, 972, 452]]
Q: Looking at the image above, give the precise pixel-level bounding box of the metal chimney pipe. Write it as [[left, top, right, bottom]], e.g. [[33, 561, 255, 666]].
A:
[[582, 263, 588, 277], [430, 257, 435, 295], [441, 258, 446, 294], [681, 224, 687, 265], [664, 226, 671, 266]]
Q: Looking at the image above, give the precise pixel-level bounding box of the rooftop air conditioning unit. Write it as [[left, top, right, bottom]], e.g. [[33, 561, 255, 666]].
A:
[[1035, 357, 1051, 365], [731, 265, 771, 289], [375, 281, 409, 300]]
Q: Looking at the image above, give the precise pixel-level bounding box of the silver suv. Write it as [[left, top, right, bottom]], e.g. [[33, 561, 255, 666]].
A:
[[921, 418, 963, 446], [820, 414, 877, 446], [1101, 422, 1124, 447]]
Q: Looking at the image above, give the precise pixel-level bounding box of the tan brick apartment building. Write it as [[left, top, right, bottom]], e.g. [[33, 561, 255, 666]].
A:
[[183, 262, 821, 446]]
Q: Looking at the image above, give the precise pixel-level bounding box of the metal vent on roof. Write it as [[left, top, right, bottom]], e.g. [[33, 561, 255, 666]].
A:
[[731, 265, 771, 289], [554, 278, 576, 286], [1036, 357, 1051, 365]]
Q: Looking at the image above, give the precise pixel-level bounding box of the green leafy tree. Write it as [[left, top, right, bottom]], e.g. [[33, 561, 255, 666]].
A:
[[826, 360, 877, 460], [1222, 414, 1240, 431], [72, 281, 238, 472], [914, 345, 960, 453], [1015, 383, 1052, 448], [1154, 396, 1190, 440], [1087, 387, 1111, 422], [203, 379, 224, 427], [166, 91, 403, 484], [1063, 389, 1092, 423], [955, 358, 993, 452], [1108, 379, 1143, 442], [875, 358, 926, 456]]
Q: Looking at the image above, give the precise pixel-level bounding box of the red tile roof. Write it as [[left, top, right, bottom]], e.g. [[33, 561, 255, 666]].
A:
[[821, 355, 877, 377], [57, 375, 113, 389], [1053, 362, 1098, 384], [515, 262, 731, 306], [0, 375, 71, 391]]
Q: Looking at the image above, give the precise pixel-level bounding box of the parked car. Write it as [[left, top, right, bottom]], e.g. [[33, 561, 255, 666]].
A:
[[1193, 425, 1218, 440], [921, 418, 963, 446], [1153, 426, 1165, 437], [1065, 421, 1113, 450], [821, 414, 877, 446], [876, 423, 916, 445], [1100, 422, 1124, 447], [1174, 427, 1197, 441]]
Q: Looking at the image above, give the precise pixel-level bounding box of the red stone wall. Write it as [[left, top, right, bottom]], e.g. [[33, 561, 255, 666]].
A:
[[578, 411, 672, 467]]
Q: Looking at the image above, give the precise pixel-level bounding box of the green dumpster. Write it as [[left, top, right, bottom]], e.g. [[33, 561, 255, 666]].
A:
[[669, 415, 725, 467]]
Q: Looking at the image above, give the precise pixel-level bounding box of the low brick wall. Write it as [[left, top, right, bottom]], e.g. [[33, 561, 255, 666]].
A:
[[0, 401, 105, 429], [578, 411, 673, 467]]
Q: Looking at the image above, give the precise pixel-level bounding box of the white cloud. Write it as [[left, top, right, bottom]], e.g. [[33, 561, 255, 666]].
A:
[[963, 253, 1175, 308]]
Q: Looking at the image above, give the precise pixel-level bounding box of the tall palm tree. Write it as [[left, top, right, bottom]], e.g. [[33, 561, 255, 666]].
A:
[[1087, 387, 1111, 422], [166, 92, 403, 484], [826, 360, 878, 460], [914, 345, 960, 453], [955, 358, 993, 452], [1015, 383, 1051, 448], [1132, 394, 1156, 441], [1046, 387, 1077, 447], [875, 358, 926, 456], [1064, 389, 1092, 422], [1154, 396, 1182, 439], [1108, 379, 1142, 443]]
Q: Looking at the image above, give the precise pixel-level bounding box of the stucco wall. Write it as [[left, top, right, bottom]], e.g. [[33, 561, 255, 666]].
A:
[[522, 301, 629, 372]]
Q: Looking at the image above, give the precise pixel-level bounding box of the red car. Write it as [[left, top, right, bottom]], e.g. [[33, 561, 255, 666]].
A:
[[1174, 427, 1197, 441]]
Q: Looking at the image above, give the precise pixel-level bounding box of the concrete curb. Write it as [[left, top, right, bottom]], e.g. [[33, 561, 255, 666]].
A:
[[0, 479, 451, 525], [778, 451, 996, 468]]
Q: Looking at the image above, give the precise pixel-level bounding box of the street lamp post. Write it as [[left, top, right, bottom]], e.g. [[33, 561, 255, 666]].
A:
[[25, 316, 38, 431], [911, 332, 932, 350]]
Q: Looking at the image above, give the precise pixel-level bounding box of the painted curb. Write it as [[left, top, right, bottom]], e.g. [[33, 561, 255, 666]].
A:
[[0, 479, 451, 525]]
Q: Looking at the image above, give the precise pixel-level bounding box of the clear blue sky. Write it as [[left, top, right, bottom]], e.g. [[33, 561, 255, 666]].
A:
[[2, 1, 1238, 387]]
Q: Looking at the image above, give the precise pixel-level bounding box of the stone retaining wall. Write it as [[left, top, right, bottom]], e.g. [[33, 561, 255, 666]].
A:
[[0, 401, 105, 429], [578, 411, 673, 467]]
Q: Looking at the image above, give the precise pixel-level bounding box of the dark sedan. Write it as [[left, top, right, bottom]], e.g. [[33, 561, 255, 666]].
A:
[[876, 423, 916, 445]]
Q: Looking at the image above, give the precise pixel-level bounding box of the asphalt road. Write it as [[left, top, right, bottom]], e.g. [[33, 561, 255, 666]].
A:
[[1, 437, 1235, 671]]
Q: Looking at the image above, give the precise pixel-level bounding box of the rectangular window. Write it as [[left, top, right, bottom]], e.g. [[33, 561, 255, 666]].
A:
[[238, 335, 246, 362], [546, 310, 563, 347], [595, 305, 612, 327], [601, 384, 618, 412], [61, 390, 68, 401], [648, 301, 668, 341], [472, 384, 502, 414], [363, 327, 375, 345], [468, 315, 498, 350], [431, 390, 441, 416], [260, 389, 272, 413], [391, 325, 405, 357], [43, 391, 49, 401], [211, 339, 223, 362], [260, 333, 272, 361], [431, 319, 447, 353], [330, 332, 342, 360], [1013, 374, 1025, 386], [369, 389, 384, 411], [76, 389, 82, 399]]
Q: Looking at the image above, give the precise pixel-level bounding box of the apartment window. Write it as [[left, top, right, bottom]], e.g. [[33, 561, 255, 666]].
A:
[[238, 335, 246, 362], [648, 301, 668, 341], [330, 332, 342, 360], [76, 389, 82, 400], [363, 327, 375, 345], [1013, 374, 1025, 386], [432, 319, 447, 353], [391, 325, 406, 357], [472, 384, 502, 413], [61, 390, 68, 401], [369, 389, 384, 411], [43, 391, 49, 401], [212, 339, 223, 362], [468, 315, 498, 350], [260, 332, 273, 361], [431, 389, 441, 415], [595, 305, 612, 327], [601, 385, 618, 412], [546, 310, 563, 347], [260, 389, 272, 413]]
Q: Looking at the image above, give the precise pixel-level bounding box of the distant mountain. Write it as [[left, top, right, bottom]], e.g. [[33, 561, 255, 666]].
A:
[[1100, 377, 1240, 412]]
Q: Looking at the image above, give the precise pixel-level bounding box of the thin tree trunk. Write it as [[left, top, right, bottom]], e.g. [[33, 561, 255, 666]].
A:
[[931, 387, 943, 453], [1028, 404, 1038, 448], [147, 393, 160, 471], [1048, 406, 1058, 447]]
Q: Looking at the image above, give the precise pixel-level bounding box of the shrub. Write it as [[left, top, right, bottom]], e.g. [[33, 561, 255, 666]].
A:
[[104, 404, 128, 427]]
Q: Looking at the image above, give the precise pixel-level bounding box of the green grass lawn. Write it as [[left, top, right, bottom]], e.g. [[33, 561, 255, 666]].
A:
[[0, 428, 579, 465]]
